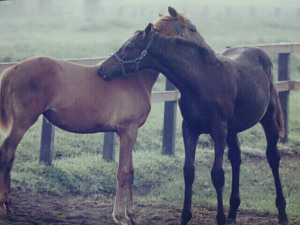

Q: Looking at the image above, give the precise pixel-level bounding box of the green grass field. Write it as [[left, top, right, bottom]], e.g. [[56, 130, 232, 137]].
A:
[[0, 0, 300, 223]]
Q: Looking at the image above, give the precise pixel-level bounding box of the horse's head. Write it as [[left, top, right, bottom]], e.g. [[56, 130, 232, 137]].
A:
[[97, 6, 218, 80], [154, 6, 202, 43], [97, 24, 156, 81]]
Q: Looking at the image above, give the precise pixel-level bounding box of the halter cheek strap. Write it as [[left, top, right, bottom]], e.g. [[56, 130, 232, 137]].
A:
[[172, 19, 187, 38], [172, 19, 205, 45]]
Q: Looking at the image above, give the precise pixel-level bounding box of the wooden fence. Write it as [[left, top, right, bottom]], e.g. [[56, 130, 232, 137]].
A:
[[0, 43, 300, 164]]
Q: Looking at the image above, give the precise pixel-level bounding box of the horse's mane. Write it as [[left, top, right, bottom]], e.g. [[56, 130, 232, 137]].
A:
[[153, 16, 170, 32], [152, 32, 203, 59], [171, 36, 198, 49], [152, 32, 219, 67]]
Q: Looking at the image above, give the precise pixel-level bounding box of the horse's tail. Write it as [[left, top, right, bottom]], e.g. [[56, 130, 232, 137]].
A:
[[258, 48, 273, 80], [0, 68, 14, 134], [275, 91, 285, 138], [259, 50, 285, 138]]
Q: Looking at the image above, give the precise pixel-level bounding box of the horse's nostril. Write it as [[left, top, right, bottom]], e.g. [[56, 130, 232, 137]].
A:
[[97, 66, 104, 75]]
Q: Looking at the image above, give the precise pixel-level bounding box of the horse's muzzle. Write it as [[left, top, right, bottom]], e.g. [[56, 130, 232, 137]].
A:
[[97, 66, 111, 81]]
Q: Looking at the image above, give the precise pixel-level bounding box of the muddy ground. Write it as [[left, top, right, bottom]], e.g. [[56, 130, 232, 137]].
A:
[[0, 188, 297, 225], [1, 152, 299, 225]]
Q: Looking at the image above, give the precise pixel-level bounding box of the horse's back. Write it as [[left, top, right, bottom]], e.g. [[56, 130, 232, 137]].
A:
[[222, 47, 272, 71]]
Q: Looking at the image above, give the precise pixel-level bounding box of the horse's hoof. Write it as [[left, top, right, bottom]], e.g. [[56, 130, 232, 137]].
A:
[[226, 218, 237, 224], [113, 214, 130, 225], [277, 222, 290, 225], [0, 205, 6, 217], [5, 203, 13, 214], [6, 206, 13, 215], [118, 220, 131, 225], [129, 216, 139, 225]]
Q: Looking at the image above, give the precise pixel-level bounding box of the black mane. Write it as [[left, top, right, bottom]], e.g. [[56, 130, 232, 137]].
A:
[[153, 31, 198, 51], [150, 31, 213, 63]]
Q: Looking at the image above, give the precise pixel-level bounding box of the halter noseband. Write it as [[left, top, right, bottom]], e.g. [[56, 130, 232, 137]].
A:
[[197, 37, 205, 45], [113, 36, 153, 76]]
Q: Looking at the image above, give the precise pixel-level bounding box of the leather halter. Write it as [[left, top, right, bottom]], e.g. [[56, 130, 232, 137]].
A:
[[113, 36, 153, 76]]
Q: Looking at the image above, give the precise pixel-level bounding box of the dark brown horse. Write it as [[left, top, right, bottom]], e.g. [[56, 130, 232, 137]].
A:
[[97, 23, 289, 225], [0, 7, 203, 225]]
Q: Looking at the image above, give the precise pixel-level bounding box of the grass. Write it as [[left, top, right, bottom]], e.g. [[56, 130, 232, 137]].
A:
[[0, 0, 300, 222], [10, 146, 300, 218]]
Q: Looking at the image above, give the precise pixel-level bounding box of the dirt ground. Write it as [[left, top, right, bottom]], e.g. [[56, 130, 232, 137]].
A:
[[1, 153, 299, 225], [0, 188, 297, 225]]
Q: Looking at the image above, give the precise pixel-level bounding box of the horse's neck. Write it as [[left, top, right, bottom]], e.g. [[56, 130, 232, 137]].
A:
[[136, 69, 160, 93], [149, 35, 202, 91]]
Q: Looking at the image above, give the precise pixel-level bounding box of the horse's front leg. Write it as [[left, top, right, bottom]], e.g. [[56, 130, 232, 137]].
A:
[[125, 145, 138, 225], [180, 121, 199, 225], [113, 128, 139, 225], [210, 120, 227, 225]]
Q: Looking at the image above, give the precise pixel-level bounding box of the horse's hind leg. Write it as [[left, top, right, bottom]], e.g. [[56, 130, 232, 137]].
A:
[[226, 133, 241, 224], [260, 113, 289, 225], [3, 154, 16, 214], [0, 129, 24, 214], [0, 116, 38, 215]]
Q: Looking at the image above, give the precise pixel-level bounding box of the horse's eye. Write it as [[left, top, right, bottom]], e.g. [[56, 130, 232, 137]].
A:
[[125, 44, 134, 51], [190, 28, 196, 32]]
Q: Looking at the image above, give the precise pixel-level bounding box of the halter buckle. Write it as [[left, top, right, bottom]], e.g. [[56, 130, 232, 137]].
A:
[[141, 50, 147, 57]]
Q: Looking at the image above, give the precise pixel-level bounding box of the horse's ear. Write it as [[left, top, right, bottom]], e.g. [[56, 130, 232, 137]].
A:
[[198, 45, 219, 67], [144, 23, 154, 38], [168, 6, 178, 19], [158, 13, 163, 17]]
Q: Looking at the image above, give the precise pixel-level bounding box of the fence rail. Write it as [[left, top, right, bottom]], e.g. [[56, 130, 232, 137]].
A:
[[0, 43, 299, 164]]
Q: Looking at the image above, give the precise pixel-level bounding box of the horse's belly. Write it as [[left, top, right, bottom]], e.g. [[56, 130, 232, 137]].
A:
[[44, 93, 151, 134], [43, 108, 114, 134], [229, 99, 269, 132], [229, 72, 271, 132]]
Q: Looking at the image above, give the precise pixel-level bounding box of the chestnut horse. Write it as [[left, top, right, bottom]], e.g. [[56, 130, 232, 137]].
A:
[[0, 7, 203, 225], [97, 24, 289, 225]]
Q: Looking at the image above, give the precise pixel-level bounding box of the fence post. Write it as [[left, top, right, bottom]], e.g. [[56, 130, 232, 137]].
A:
[[102, 132, 116, 162], [40, 117, 55, 165], [278, 53, 290, 143], [162, 79, 177, 155]]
